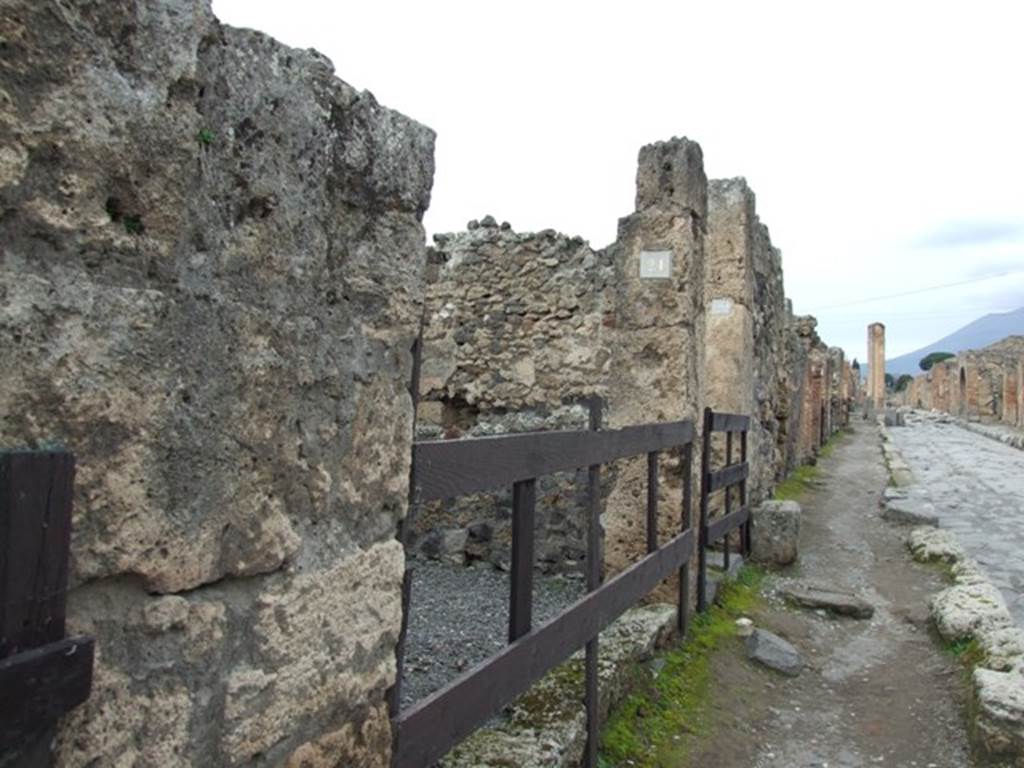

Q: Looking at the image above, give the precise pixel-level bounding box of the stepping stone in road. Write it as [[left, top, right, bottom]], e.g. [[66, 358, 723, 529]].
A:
[[745, 629, 802, 677], [780, 583, 875, 619]]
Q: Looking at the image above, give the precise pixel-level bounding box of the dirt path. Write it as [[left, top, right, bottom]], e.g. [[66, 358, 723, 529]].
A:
[[674, 424, 974, 767]]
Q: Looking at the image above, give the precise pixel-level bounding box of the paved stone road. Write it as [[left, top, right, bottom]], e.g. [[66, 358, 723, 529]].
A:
[[888, 417, 1024, 623]]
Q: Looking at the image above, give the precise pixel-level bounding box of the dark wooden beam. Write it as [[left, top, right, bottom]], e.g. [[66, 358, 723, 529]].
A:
[[706, 462, 750, 494], [706, 505, 751, 544], [709, 413, 750, 433], [1, 451, 75, 658], [508, 479, 536, 643], [413, 420, 694, 501], [0, 637, 95, 749], [646, 451, 659, 554]]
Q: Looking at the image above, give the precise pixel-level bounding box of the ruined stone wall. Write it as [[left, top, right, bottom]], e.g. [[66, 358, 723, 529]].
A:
[[602, 139, 707, 574], [414, 224, 612, 569], [414, 139, 709, 577], [415, 152, 848, 583], [0, 1, 434, 764], [908, 337, 1024, 430], [704, 178, 789, 504]]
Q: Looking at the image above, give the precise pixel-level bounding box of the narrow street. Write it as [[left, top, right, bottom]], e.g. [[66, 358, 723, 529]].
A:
[[675, 424, 974, 767], [888, 414, 1024, 623]]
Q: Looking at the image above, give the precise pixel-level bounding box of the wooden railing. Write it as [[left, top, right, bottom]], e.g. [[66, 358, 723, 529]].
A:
[[391, 401, 698, 767], [697, 408, 751, 611]]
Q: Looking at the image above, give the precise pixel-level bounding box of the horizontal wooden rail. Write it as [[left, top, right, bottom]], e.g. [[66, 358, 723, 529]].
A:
[[705, 505, 750, 544], [414, 420, 694, 501], [0, 637, 94, 748], [709, 413, 750, 433], [706, 462, 749, 493], [394, 529, 695, 767]]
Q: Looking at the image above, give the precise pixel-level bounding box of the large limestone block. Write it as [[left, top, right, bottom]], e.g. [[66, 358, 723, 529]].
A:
[[750, 500, 801, 566], [973, 667, 1024, 758], [907, 526, 965, 564], [56, 541, 403, 767], [0, 0, 433, 595], [706, 178, 756, 303], [930, 581, 1014, 642], [222, 541, 404, 763]]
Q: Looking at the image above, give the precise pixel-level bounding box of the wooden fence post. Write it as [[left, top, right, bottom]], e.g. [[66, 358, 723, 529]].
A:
[[0, 450, 94, 757]]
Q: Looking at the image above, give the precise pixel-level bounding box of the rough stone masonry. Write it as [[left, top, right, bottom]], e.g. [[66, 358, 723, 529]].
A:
[[904, 336, 1024, 429], [415, 153, 851, 577], [1, 1, 853, 765], [1, 1, 433, 765]]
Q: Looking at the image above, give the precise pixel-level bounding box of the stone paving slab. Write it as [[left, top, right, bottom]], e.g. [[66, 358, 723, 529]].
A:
[[888, 416, 1024, 625]]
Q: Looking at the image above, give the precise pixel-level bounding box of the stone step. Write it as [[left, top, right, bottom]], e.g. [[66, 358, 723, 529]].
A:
[[779, 583, 874, 619]]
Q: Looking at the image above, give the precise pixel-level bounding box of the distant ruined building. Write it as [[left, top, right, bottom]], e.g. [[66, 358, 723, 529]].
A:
[[0, 0, 853, 765], [902, 336, 1024, 429]]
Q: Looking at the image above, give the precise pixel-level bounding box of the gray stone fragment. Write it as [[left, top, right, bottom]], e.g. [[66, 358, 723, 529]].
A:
[[882, 499, 939, 527], [750, 500, 801, 566], [706, 551, 744, 580], [745, 629, 802, 676], [972, 667, 1024, 758], [780, 583, 875, 619], [883, 487, 908, 501], [419, 528, 469, 565]]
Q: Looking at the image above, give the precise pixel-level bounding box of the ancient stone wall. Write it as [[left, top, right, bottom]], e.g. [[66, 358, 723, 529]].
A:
[[704, 178, 792, 504], [414, 155, 847, 580], [415, 139, 709, 576], [0, 1, 434, 765], [907, 337, 1024, 430], [413, 224, 612, 569], [601, 139, 708, 573]]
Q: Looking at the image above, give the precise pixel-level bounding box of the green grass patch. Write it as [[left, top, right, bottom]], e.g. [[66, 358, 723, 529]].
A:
[[772, 464, 819, 501], [772, 429, 846, 500], [945, 637, 985, 670], [818, 430, 844, 459], [599, 567, 765, 767]]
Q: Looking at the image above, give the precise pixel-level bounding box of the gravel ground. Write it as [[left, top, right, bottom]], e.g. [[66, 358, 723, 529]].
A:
[[399, 557, 585, 710]]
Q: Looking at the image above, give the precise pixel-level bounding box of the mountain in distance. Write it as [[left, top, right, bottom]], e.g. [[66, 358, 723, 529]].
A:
[[886, 305, 1024, 377]]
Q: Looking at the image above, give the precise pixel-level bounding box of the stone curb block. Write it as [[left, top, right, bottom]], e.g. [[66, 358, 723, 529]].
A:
[[906, 525, 1024, 760]]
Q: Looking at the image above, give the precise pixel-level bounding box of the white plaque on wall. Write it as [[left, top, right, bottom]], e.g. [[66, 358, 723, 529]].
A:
[[710, 298, 734, 315], [639, 249, 673, 279]]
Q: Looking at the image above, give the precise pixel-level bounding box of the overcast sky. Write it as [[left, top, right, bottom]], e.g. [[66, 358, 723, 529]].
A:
[[213, 0, 1024, 363]]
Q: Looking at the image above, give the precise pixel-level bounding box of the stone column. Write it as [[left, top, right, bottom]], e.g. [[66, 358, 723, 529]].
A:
[[603, 137, 707, 575], [866, 322, 886, 410]]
